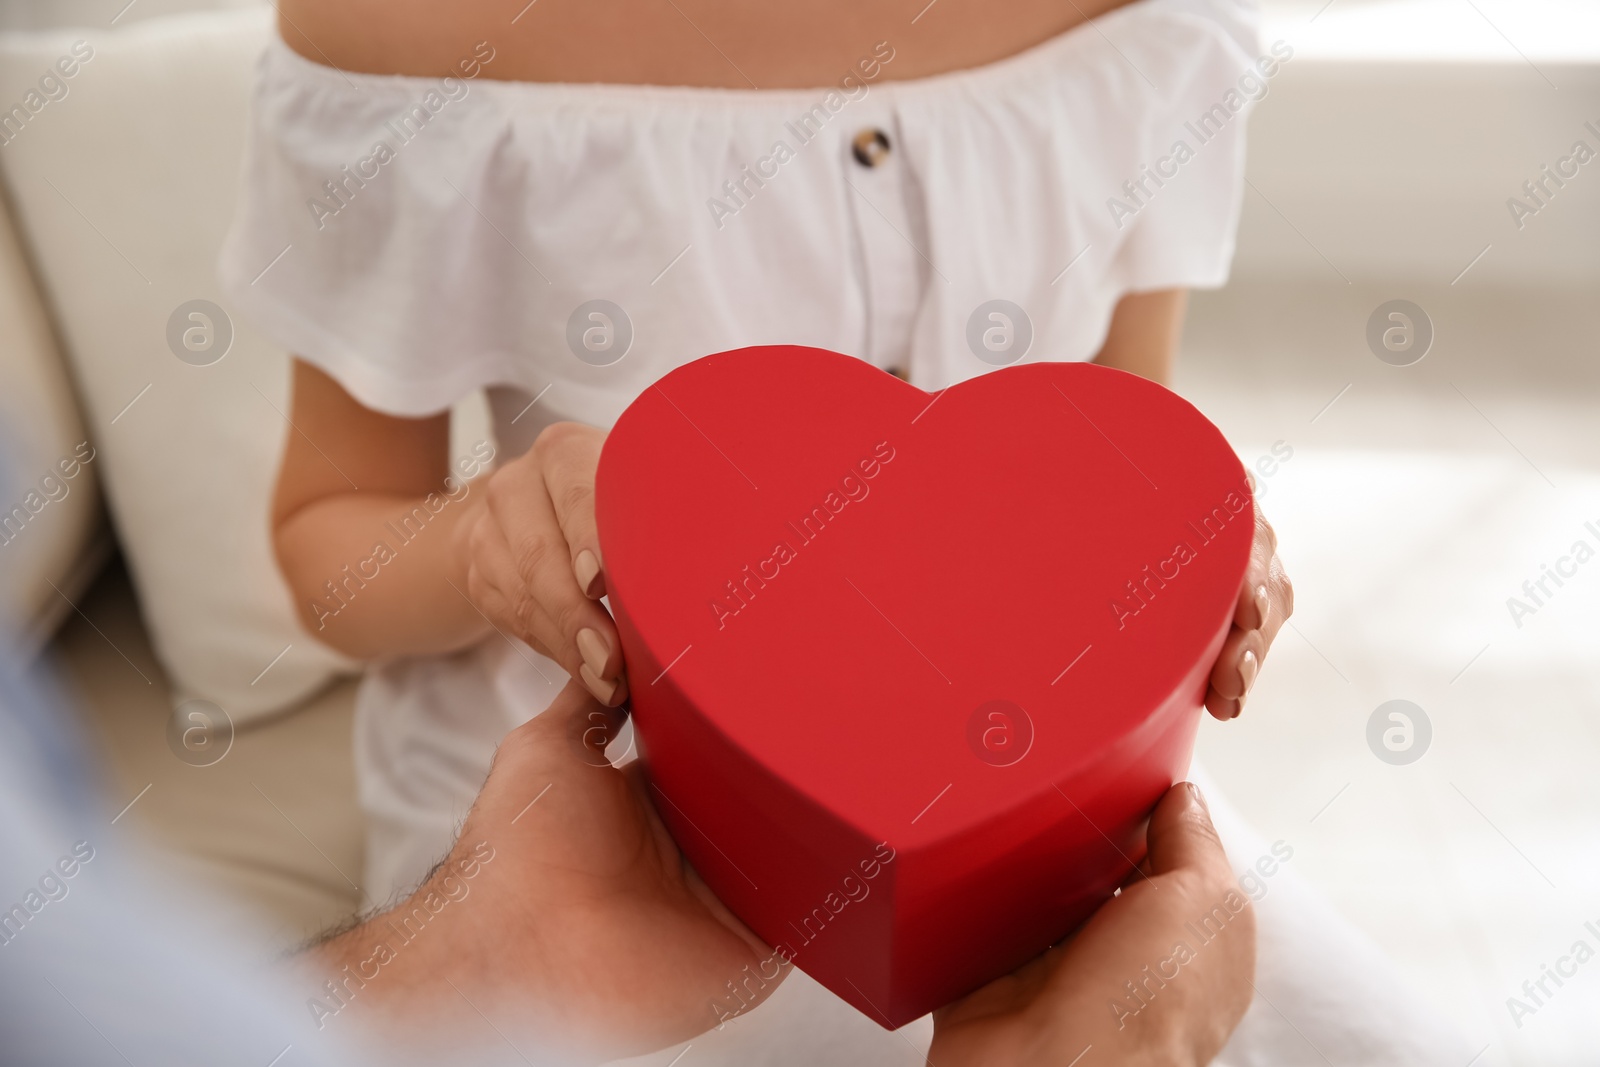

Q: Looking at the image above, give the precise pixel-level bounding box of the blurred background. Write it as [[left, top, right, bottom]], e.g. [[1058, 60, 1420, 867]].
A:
[[0, 1, 1596, 1064]]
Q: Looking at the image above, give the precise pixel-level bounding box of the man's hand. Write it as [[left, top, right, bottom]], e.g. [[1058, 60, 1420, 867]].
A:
[[297, 695, 1253, 1066], [298, 682, 779, 1063], [929, 783, 1256, 1067]]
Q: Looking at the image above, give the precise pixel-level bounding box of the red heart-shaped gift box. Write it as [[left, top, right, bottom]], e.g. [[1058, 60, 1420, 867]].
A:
[[596, 346, 1252, 1028]]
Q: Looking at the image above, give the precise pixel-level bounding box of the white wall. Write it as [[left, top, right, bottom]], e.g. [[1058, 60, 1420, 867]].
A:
[[0, 0, 256, 30], [1236, 0, 1600, 286]]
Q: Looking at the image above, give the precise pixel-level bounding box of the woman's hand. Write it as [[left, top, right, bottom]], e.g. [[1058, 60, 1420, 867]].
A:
[[454, 422, 628, 706], [929, 783, 1256, 1067], [304, 681, 781, 1062], [1205, 508, 1293, 719]]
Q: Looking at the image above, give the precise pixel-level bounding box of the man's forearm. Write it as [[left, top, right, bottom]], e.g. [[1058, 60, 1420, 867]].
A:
[[290, 840, 544, 1056]]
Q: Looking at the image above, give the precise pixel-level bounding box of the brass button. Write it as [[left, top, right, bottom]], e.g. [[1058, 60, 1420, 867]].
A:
[[852, 128, 891, 168]]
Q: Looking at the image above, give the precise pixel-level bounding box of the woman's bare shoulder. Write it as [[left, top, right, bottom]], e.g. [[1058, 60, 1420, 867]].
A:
[[274, 0, 707, 84], [276, 0, 1153, 86], [276, 0, 507, 77]]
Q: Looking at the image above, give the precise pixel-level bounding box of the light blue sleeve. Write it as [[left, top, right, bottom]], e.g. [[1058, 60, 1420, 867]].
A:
[[0, 647, 357, 1067]]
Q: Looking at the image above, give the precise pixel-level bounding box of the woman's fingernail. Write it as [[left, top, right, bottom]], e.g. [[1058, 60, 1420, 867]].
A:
[[1254, 585, 1270, 627], [1232, 692, 1247, 718], [577, 628, 612, 678], [1186, 781, 1210, 814], [1239, 648, 1259, 693], [579, 663, 621, 706], [574, 550, 604, 598]]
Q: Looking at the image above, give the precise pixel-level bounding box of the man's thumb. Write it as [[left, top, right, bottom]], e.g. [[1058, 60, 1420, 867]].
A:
[[1145, 782, 1228, 878]]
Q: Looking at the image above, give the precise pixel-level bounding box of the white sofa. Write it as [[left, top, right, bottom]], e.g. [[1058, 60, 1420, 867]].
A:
[[0, 8, 370, 942], [0, 7, 489, 943]]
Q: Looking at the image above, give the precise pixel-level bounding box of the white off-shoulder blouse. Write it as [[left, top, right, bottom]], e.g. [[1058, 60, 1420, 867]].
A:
[[220, 0, 1264, 455]]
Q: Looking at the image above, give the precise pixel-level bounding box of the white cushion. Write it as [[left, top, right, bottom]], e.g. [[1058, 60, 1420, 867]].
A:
[[0, 8, 352, 720], [0, 181, 104, 652]]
